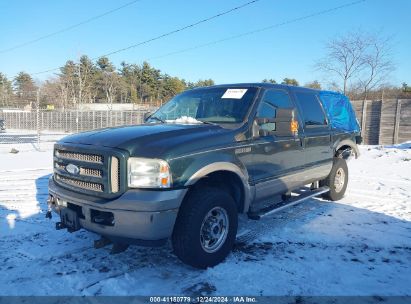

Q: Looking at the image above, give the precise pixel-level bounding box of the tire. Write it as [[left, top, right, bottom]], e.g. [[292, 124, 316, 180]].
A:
[[172, 186, 238, 269], [320, 157, 348, 201]]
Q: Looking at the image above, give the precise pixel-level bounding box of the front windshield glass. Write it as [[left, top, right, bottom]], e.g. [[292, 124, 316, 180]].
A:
[[149, 87, 258, 124]]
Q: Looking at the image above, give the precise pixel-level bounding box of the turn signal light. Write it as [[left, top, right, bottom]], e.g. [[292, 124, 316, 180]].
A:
[[291, 119, 299, 133]]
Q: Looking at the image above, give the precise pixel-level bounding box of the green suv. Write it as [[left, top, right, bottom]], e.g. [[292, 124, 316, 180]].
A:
[[47, 83, 361, 268]]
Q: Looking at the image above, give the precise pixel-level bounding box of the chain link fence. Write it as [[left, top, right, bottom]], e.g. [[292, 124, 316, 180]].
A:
[[0, 107, 158, 146], [3, 99, 411, 147]]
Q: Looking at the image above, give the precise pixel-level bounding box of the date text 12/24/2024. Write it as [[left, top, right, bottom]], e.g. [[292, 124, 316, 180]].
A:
[[149, 296, 257, 303]]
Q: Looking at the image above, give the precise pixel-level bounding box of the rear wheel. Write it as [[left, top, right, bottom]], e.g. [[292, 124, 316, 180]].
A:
[[172, 187, 238, 269], [320, 158, 348, 201]]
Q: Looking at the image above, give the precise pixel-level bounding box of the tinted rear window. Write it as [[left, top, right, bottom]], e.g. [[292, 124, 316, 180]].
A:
[[294, 91, 327, 126]]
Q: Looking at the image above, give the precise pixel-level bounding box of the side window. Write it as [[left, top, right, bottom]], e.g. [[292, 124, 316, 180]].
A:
[[257, 89, 292, 117], [294, 92, 327, 126], [257, 89, 292, 132], [257, 103, 276, 132], [257, 102, 276, 118]]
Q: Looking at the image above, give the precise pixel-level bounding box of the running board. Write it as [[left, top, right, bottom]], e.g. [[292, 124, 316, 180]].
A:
[[248, 186, 329, 220]]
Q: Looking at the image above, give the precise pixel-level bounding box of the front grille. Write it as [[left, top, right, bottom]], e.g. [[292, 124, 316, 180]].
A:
[[55, 174, 103, 192], [56, 163, 103, 178], [80, 167, 103, 178], [56, 150, 103, 164], [110, 157, 120, 193], [53, 145, 123, 197]]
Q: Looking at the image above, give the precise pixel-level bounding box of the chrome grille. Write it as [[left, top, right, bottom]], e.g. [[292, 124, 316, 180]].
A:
[[55, 163, 103, 178], [55, 174, 103, 192], [80, 167, 103, 178], [55, 163, 65, 170], [53, 145, 123, 197], [110, 157, 120, 193], [56, 150, 103, 164]]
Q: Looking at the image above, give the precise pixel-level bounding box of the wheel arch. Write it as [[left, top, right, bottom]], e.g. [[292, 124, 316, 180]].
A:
[[334, 139, 360, 159], [184, 162, 251, 213]]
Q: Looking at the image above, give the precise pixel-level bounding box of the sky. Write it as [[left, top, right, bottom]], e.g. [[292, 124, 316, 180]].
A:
[[0, 0, 410, 88]]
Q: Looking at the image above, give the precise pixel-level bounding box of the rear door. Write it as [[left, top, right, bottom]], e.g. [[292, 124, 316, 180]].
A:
[[292, 90, 333, 177]]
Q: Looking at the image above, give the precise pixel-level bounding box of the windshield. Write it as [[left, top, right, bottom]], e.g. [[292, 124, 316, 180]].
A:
[[149, 87, 258, 124]]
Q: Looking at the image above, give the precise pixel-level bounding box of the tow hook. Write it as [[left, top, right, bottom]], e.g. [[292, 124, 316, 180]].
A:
[[46, 195, 54, 219]]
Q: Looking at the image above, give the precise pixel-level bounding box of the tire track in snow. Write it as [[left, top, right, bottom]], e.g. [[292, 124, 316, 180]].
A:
[[347, 192, 409, 203], [236, 199, 325, 245], [351, 176, 411, 185]]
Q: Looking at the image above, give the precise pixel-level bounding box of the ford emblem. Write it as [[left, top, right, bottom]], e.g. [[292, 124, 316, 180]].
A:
[[66, 163, 80, 175]]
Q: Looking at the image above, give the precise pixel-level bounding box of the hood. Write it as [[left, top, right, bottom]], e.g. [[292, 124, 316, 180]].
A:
[[59, 123, 238, 159]]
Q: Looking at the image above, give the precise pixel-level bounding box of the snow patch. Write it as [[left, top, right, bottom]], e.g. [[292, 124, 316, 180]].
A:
[[165, 116, 203, 124]]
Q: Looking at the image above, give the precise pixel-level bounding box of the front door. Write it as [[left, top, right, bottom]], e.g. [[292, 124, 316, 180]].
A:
[[249, 89, 305, 201]]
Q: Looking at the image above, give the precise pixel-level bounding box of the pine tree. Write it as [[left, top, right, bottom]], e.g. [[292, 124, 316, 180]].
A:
[[13, 72, 37, 107], [0, 73, 13, 107], [79, 55, 97, 103], [59, 60, 78, 106], [305, 80, 322, 89], [281, 78, 299, 86]]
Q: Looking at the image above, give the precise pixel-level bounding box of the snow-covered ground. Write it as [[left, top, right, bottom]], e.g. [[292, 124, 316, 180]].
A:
[[0, 129, 68, 154], [0, 133, 410, 296]]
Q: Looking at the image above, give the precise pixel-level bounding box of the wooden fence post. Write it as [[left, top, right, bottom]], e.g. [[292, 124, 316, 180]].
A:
[[393, 99, 402, 144], [378, 99, 384, 145], [361, 100, 368, 141]]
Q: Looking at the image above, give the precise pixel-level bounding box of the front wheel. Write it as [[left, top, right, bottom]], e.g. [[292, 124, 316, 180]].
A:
[[320, 158, 349, 201], [172, 187, 238, 269]]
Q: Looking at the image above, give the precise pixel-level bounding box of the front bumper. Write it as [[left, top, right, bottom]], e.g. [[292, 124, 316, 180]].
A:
[[48, 177, 187, 245]]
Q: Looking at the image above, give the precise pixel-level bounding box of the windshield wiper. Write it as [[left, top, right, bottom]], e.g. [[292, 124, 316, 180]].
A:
[[196, 119, 218, 125], [148, 116, 165, 123]]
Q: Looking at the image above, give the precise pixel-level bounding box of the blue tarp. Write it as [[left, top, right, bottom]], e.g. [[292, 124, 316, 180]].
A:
[[318, 91, 360, 132]]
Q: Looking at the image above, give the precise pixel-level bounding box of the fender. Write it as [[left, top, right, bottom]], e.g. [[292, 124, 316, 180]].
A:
[[184, 161, 252, 213], [334, 138, 360, 158]]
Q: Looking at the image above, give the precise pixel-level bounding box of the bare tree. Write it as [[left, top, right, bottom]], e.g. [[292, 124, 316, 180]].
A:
[[357, 36, 395, 100], [59, 60, 78, 107], [101, 71, 120, 107], [316, 31, 369, 95], [316, 31, 395, 98], [40, 79, 61, 108], [57, 79, 69, 109]]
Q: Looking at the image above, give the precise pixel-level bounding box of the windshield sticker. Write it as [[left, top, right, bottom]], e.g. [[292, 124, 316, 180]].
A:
[[221, 89, 248, 99]]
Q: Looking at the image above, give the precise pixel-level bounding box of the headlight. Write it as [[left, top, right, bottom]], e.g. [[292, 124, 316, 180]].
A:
[[128, 157, 171, 188]]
